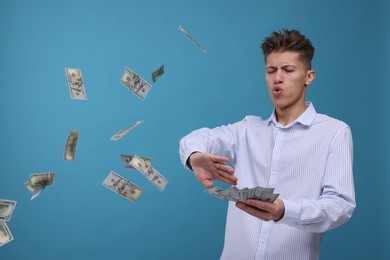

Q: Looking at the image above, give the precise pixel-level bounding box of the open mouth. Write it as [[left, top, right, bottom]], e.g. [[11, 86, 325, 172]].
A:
[[272, 86, 283, 95]]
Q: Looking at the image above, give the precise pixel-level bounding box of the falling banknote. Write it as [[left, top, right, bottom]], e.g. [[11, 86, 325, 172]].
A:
[[102, 171, 143, 203], [129, 155, 168, 191], [0, 200, 17, 222], [120, 67, 152, 100], [110, 120, 143, 141], [65, 67, 87, 100], [121, 154, 152, 169], [0, 221, 13, 247], [152, 64, 164, 83], [64, 130, 79, 160], [24, 172, 55, 200], [178, 25, 207, 53]]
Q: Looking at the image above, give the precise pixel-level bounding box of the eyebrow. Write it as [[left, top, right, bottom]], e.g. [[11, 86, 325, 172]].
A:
[[266, 64, 297, 69]]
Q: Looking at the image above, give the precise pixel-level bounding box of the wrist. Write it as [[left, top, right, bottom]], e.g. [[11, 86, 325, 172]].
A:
[[274, 199, 285, 222], [186, 152, 200, 170]]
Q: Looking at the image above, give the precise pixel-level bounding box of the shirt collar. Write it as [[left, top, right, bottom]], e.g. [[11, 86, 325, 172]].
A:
[[267, 101, 316, 128]]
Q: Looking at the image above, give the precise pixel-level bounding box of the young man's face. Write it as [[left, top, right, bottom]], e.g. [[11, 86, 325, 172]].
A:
[[265, 51, 315, 113]]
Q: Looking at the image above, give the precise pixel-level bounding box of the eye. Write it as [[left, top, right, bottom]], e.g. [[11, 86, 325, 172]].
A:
[[283, 66, 295, 73], [266, 68, 276, 74]]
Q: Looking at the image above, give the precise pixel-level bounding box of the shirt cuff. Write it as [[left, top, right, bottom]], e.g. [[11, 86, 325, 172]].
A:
[[276, 199, 301, 226]]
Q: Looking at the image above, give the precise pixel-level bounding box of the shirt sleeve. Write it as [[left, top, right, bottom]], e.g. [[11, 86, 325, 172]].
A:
[[179, 119, 248, 171], [278, 126, 356, 233]]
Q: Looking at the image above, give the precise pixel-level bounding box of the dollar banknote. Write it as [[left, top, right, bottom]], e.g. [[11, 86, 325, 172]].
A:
[[0, 220, 13, 247], [178, 25, 207, 53], [64, 130, 79, 160], [205, 186, 279, 203], [120, 67, 152, 100], [110, 120, 143, 141], [152, 65, 164, 83], [25, 172, 55, 200], [65, 67, 87, 100], [121, 154, 152, 169], [129, 155, 168, 191], [30, 172, 55, 186], [204, 187, 226, 200], [0, 200, 17, 222], [102, 171, 143, 203]]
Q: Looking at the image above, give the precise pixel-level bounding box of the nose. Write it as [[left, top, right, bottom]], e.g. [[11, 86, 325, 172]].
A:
[[274, 69, 283, 84]]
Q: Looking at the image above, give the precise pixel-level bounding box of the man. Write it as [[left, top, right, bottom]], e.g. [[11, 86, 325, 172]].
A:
[[179, 29, 356, 260]]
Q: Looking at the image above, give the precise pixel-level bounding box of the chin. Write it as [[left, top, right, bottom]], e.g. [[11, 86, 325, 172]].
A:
[[271, 99, 285, 107]]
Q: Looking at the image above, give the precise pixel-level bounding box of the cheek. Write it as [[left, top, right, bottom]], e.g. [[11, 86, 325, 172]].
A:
[[289, 74, 307, 86]]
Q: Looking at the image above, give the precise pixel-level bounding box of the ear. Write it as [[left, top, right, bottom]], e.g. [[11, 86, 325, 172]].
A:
[[305, 70, 316, 86]]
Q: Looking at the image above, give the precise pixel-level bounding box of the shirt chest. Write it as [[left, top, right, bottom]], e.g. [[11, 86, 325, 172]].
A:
[[235, 125, 332, 198]]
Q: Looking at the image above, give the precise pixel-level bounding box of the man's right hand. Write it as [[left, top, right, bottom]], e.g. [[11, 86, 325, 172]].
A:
[[188, 152, 238, 188]]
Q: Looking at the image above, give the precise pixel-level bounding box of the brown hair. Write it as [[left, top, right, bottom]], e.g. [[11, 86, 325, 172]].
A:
[[261, 29, 314, 69]]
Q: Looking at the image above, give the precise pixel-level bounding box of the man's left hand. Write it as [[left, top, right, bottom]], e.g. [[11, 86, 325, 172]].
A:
[[236, 198, 285, 222]]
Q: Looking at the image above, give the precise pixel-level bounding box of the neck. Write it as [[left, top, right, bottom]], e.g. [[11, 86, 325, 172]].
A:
[[275, 102, 308, 126]]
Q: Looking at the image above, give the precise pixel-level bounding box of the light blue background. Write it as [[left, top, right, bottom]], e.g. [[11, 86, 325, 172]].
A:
[[1, 0, 389, 259]]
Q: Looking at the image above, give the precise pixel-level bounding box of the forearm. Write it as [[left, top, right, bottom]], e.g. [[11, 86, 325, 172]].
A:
[[179, 124, 242, 170], [277, 195, 356, 233], [179, 128, 212, 170]]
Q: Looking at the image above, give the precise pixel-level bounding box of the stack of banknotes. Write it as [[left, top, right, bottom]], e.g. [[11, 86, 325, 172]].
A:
[[205, 186, 279, 203]]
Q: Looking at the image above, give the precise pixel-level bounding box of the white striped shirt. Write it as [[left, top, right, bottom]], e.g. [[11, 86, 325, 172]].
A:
[[179, 102, 356, 260]]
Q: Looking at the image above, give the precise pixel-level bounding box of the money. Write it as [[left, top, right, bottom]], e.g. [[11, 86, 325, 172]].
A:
[[205, 186, 279, 203], [64, 130, 79, 160], [129, 155, 168, 191], [102, 171, 143, 203], [0, 200, 17, 222], [120, 67, 152, 100], [152, 65, 164, 83], [65, 67, 87, 100], [110, 120, 143, 141], [121, 154, 152, 169], [0, 220, 14, 247], [205, 187, 226, 200], [178, 25, 207, 54], [25, 172, 55, 200]]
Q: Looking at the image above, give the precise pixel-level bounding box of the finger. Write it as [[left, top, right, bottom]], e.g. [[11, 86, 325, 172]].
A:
[[236, 202, 272, 221], [193, 171, 213, 187], [218, 172, 238, 185], [236, 202, 261, 216], [219, 178, 237, 186], [245, 199, 274, 211], [215, 163, 235, 174], [210, 155, 230, 163], [245, 199, 284, 220], [218, 169, 238, 182], [201, 179, 214, 188]]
